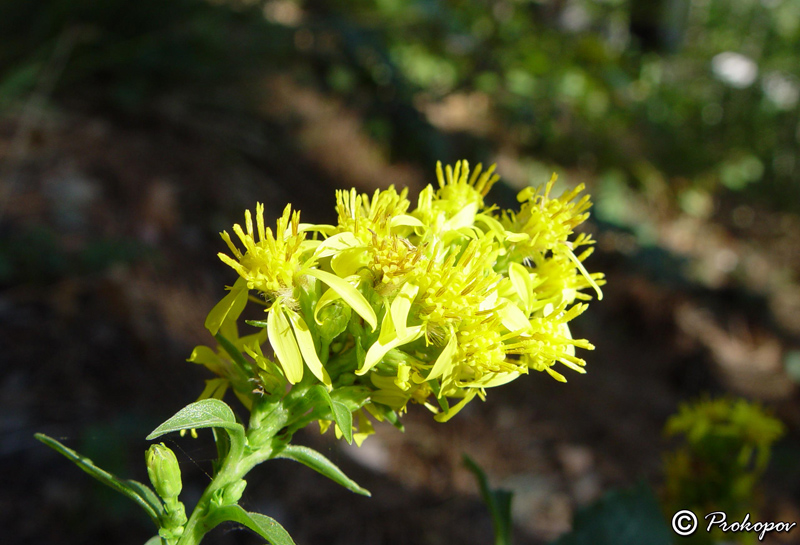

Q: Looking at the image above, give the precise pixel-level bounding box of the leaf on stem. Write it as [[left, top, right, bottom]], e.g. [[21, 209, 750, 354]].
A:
[[146, 399, 243, 440], [204, 505, 295, 545], [463, 454, 514, 545], [34, 433, 163, 524], [310, 384, 353, 444], [276, 445, 370, 496]]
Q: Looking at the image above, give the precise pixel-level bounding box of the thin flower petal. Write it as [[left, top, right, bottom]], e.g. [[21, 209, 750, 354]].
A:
[[267, 304, 304, 384], [390, 282, 418, 339], [287, 308, 331, 387], [305, 268, 377, 330], [427, 333, 458, 382], [204, 278, 248, 335]]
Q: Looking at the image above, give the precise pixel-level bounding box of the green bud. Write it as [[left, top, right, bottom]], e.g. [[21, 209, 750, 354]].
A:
[[146, 443, 182, 500], [222, 479, 247, 505], [211, 479, 248, 508], [318, 301, 351, 342]]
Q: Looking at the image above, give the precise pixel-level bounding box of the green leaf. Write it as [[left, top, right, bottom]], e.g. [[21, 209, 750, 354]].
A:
[[463, 454, 514, 545], [215, 333, 255, 375], [276, 445, 370, 496], [204, 504, 295, 545], [305, 268, 377, 330], [143, 536, 162, 545], [330, 386, 372, 412], [34, 433, 163, 524], [146, 399, 243, 440], [549, 482, 671, 545], [205, 278, 248, 335], [311, 385, 353, 444]]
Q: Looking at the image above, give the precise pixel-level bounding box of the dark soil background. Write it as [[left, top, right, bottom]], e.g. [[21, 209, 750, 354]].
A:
[[2, 1, 799, 544]]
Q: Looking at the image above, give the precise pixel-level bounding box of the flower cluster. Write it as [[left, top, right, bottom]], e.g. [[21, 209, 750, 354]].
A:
[[190, 161, 604, 442], [663, 397, 785, 526]]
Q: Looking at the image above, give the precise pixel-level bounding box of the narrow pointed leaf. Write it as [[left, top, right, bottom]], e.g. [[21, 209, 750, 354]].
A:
[[276, 445, 370, 496], [305, 269, 377, 330], [311, 385, 353, 444], [146, 399, 242, 440], [34, 433, 162, 524], [463, 454, 514, 545], [204, 505, 295, 545]]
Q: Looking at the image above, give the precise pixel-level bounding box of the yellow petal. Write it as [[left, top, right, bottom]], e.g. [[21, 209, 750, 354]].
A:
[[460, 371, 520, 388], [390, 214, 425, 229], [187, 346, 225, 375], [359, 311, 423, 375], [267, 304, 303, 383], [444, 202, 477, 231], [433, 390, 477, 422], [427, 333, 458, 382], [330, 247, 371, 278], [204, 278, 248, 335], [314, 286, 343, 325], [499, 300, 532, 333], [508, 262, 532, 313], [390, 283, 418, 339], [314, 232, 361, 258], [306, 268, 377, 330], [287, 308, 331, 387]]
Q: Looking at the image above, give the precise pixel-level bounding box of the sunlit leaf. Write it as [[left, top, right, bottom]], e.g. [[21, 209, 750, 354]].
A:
[[146, 399, 242, 439], [277, 445, 370, 496], [35, 434, 162, 524]]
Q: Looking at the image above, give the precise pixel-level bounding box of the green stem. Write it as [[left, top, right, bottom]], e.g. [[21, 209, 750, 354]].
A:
[[175, 398, 293, 545]]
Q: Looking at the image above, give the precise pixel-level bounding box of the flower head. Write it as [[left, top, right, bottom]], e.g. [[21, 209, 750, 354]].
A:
[[195, 160, 605, 441], [218, 203, 309, 302]]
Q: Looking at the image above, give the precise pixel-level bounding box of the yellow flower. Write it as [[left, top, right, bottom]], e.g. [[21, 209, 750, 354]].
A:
[[202, 160, 605, 436], [214, 203, 377, 387], [502, 174, 604, 300], [218, 203, 317, 304]]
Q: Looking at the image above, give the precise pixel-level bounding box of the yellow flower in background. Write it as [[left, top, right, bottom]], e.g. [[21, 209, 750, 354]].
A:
[[195, 159, 605, 441]]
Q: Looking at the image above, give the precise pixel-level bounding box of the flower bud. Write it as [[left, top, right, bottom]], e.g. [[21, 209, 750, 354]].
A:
[[318, 301, 351, 342], [222, 479, 247, 505], [146, 443, 182, 500]]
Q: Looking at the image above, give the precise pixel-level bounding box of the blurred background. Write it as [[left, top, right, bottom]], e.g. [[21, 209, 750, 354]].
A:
[[1, 0, 799, 543]]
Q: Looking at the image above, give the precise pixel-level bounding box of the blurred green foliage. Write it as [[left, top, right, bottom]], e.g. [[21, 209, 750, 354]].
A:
[[1, 0, 798, 211], [0, 0, 293, 110], [662, 397, 785, 544], [0, 225, 148, 286]]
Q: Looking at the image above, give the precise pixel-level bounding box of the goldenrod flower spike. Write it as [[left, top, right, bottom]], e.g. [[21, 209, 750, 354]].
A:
[[199, 160, 604, 433]]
